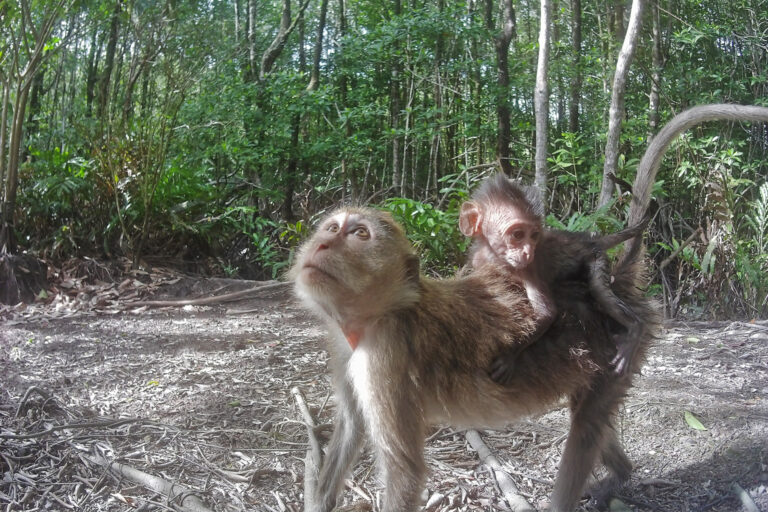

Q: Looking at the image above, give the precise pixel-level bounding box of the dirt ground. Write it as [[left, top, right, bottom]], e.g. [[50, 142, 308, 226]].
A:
[[1, 276, 767, 512]]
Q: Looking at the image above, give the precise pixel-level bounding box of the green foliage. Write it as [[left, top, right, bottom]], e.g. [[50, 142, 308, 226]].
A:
[[546, 203, 624, 235], [3, 0, 767, 318], [383, 197, 468, 275]]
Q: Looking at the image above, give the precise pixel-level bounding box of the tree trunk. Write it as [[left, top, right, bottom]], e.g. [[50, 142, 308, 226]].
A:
[[307, 0, 329, 92], [0, 80, 10, 201], [390, 0, 403, 194], [534, 0, 551, 195], [429, 0, 445, 199], [1, 85, 31, 252], [85, 25, 100, 117], [491, 0, 516, 176], [246, 0, 257, 80], [25, 66, 45, 139], [337, 0, 358, 200], [648, 0, 662, 142], [260, 0, 312, 80], [97, 1, 122, 123], [568, 0, 582, 133], [597, 0, 644, 208], [234, 0, 241, 45]]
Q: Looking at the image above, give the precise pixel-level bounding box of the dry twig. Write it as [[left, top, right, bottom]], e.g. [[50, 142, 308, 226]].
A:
[[465, 429, 535, 512], [84, 453, 214, 512], [123, 281, 290, 308], [292, 386, 322, 511]]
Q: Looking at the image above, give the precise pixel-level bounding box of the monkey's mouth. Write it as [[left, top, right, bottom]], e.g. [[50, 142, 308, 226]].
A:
[[301, 264, 338, 283]]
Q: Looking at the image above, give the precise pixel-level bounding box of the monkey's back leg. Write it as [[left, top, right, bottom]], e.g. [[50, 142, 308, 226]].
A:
[[550, 374, 633, 511]]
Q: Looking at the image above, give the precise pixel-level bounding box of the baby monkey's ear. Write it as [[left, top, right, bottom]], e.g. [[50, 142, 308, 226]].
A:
[[459, 201, 483, 237]]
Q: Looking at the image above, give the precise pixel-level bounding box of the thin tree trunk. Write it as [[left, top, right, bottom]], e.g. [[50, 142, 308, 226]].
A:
[[246, 0, 257, 80], [85, 25, 99, 117], [0, 0, 64, 251], [429, 0, 445, 199], [234, 0, 241, 44], [1, 85, 31, 252], [492, 0, 516, 176], [534, 0, 551, 194], [0, 80, 10, 202], [390, 0, 403, 194], [568, 0, 582, 133], [307, 0, 329, 92], [260, 0, 312, 79], [97, 1, 121, 123], [337, 0, 357, 200], [598, 0, 644, 208], [648, 0, 662, 142]]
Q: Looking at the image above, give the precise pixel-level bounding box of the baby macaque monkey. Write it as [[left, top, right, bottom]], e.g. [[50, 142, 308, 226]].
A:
[[460, 174, 649, 378]]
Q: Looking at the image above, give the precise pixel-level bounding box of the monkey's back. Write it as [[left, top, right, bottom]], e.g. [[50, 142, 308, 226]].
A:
[[396, 264, 658, 429]]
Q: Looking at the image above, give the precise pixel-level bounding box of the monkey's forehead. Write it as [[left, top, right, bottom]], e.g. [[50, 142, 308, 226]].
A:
[[485, 206, 540, 224], [318, 207, 406, 237]]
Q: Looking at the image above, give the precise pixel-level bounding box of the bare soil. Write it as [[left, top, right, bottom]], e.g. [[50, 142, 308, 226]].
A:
[[1, 277, 767, 512]]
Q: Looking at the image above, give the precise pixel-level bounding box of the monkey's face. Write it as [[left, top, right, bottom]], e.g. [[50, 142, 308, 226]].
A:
[[291, 208, 419, 324], [485, 208, 541, 270]]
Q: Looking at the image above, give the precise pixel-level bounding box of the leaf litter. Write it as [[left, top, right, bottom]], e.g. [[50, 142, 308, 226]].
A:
[[1, 271, 768, 511]]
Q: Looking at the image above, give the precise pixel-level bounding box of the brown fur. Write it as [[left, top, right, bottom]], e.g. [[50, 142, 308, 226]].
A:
[[461, 174, 650, 377], [292, 207, 659, 512]]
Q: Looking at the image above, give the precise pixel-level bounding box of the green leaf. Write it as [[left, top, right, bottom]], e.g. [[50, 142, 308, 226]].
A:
[[684, 411, 707, 431], [609, 498, 633, 512], [686, 337, 700, 344]]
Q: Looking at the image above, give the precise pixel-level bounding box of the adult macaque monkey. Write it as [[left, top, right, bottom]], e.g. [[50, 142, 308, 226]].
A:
[[459, 174, 650, 376], [291, 104, 768, 512], [291, 206, 657, 512]]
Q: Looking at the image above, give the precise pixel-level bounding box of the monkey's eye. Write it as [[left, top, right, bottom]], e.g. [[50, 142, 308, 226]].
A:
[[327, 222, 340, 233], [352, 227, 370, 240], [510, 229, 526, 241]]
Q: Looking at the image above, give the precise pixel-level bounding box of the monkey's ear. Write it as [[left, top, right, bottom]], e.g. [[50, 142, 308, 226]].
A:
[[459, 202, 482, 236]]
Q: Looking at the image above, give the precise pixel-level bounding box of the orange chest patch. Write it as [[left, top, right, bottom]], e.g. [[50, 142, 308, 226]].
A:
[[343, 329, 362, 350]]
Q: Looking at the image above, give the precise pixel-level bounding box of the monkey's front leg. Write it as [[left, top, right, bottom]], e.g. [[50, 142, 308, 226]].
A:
[[369, 364, 428, 512], [313, 382, 366, 512]]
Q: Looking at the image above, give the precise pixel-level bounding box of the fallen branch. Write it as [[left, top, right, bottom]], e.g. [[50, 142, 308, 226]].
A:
[[292, 386, 322, 511], [123, 281, 290, 308], [15, 385, 53, 418], [659, 227, 702, 270], [732, 482, 759, 512], [85, 453, 214, 512], [1, 417, 143, 440], [465, 430, 535, 512]]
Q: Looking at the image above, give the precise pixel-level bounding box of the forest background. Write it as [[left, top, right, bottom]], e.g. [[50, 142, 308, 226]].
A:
[[0, 0, 766, 319]]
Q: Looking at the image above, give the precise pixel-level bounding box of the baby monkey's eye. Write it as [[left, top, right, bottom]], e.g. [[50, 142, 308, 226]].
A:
[[511, 229, 526, 241], [327, 223, 340, 233]]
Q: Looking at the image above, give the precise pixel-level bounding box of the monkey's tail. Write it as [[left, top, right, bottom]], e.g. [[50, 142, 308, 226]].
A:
[[622, 104, 768, 261], [598, 211, 651, 252]]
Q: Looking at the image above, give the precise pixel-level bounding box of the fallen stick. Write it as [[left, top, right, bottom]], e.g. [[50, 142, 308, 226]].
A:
[[123, 281, 290, 308], [292, 386, 322, 511], [659, 227, 702, 270], [732, 482, 759, 512], [465, 429, 535, 512], [85, 453, 214, 512]]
